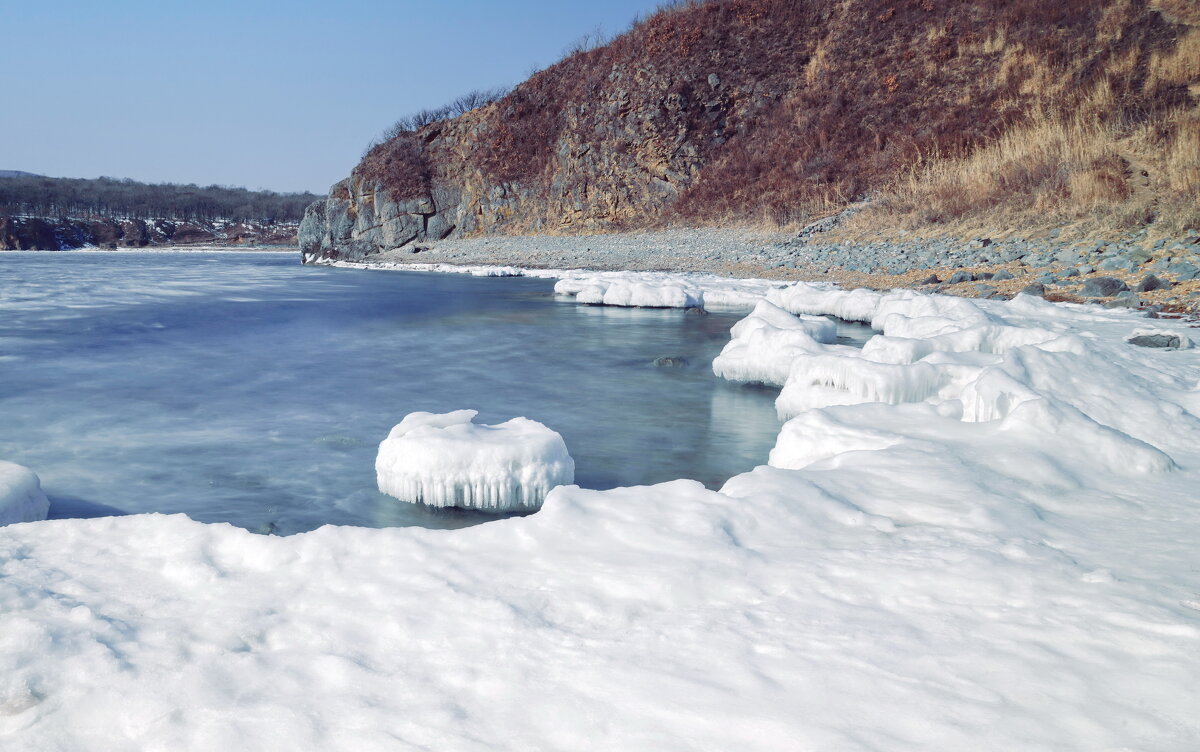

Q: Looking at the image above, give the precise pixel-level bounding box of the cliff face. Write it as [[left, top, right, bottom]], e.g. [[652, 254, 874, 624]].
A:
[[302, 0, 1198, 263]]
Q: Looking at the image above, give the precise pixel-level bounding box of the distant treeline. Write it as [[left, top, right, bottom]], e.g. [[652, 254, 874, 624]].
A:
[[0, 175, 321, 223]]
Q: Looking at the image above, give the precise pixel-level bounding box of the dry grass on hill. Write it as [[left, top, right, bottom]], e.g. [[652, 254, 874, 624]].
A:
[[840, 10, 1200, 240], [842, 107, 1200, 239], [352, 0, 1199, 240]]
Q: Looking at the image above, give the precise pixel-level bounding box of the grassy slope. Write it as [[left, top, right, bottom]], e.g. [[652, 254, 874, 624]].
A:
[[359, 0, 1199, 239]]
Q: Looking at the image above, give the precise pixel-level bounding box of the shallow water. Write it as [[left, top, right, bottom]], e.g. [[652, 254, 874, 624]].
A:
[[0, 252, 864, 533]]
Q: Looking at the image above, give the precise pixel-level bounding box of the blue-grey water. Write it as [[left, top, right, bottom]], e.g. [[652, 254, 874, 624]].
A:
[[0, 251, 869, 534]]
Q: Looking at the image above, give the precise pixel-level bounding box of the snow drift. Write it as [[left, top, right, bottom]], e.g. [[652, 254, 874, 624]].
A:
[[375, 410, 574, 511]]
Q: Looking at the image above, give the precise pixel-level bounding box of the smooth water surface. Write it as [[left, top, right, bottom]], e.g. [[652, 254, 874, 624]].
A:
[[0, 252, 824, 534]]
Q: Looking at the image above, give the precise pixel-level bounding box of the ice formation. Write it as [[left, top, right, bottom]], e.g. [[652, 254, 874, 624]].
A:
[[0, 461, 50, 525], [553, 271, 780, 310], [4, 263, 1200, 751], [711, 300, 838, 386], [375, 410, 574, 511]]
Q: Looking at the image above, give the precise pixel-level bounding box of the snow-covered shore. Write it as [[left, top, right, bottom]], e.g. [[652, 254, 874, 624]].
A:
[[322, 225, 1200, 312], [3, 263, 1200, 750]]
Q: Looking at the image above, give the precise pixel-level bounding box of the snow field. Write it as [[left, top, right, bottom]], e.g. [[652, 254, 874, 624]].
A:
[[2, 266, 1199, 749], [375, 410, 574, 511]]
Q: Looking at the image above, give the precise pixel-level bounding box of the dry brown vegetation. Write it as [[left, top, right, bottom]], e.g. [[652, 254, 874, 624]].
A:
[[847, 107, 1200, 238], [351, 0, 1200, 239]]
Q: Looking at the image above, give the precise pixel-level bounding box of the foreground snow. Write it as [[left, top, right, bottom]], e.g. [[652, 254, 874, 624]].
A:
[[2, 272, 1200, 750], [0, 461, 49, 525], [376, 410, 574, 511]]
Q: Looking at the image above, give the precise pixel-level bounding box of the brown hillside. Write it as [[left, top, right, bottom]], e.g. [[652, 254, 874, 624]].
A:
[[306, 0, 1198, 259]]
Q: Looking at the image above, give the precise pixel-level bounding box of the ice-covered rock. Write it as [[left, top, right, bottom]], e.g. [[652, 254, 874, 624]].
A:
[[375, 410, 574, 512], [0, 461, 50, 525]]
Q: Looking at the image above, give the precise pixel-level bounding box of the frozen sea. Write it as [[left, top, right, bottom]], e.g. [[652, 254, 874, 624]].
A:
[[0, 251, 867, 534], [3, 253, 1199, 751]]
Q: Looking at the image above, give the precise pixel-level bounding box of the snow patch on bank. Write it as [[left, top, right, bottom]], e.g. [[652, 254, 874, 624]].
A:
[[322, 258, 785, 311]]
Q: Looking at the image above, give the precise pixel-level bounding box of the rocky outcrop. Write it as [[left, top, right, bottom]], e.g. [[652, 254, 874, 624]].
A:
[[299, 179, 449, 263], [299, 63, 721, 262]]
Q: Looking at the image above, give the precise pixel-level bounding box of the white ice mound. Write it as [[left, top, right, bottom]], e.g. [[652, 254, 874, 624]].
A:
[[712, 300, 838, 386], [0, 461, 51, 525], [375, 410, 574, 512]]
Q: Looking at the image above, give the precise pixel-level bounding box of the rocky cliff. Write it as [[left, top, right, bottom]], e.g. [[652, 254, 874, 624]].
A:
[[302, 0, 1199, 263]]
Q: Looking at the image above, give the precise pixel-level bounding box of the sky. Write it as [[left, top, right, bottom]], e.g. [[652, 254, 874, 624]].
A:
[[0, 0, 666, 194]]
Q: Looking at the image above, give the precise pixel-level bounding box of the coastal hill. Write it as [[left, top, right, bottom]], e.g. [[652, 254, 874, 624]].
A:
[[302, 0, 1199, 262], [0, 173, 320, 250]]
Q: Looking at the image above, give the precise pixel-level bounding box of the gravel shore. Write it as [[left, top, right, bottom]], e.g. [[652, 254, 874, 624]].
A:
[[364, 226, 1200, 315]]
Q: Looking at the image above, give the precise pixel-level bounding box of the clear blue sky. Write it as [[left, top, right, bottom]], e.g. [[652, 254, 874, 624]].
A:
[[0, 0, 664, 194]]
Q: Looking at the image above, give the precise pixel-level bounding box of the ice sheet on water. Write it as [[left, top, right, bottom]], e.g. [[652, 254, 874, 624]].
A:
[[375, 410, 574, 511]]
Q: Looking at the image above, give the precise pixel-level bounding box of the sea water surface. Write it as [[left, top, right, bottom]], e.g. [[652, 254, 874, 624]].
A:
[[0, 251, 868, 534]]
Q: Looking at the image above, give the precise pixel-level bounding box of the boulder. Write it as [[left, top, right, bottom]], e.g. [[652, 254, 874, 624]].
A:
[[1128, 334, 1183, 348], [1103, 291, 1141, 309], [1166, 261, 1200, 281], [1081, 276, 1129, 297], [1135, 275, 1170, 293]]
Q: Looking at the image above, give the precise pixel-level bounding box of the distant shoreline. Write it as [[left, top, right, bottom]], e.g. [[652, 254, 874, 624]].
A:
[[1, 246, 299, 254]]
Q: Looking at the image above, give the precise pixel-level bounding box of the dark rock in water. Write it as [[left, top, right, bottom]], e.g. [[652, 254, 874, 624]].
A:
[[947, 271, 974, 284], [652, 356, 690, 367], [684, 306, 709, 316], [1019, 282, 1046, 298], [1103, 291, 1141, 308], [1135, 274, 1170, 292], [1128, 334, 1183, 349], [919, 274, 941, 285], [1081, 276, 1129, 297], [991, 270, 1014, 281]]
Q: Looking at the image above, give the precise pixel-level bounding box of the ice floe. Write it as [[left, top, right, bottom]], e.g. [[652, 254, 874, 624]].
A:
[[0, 461, 49, 525], [376, 410, 574, 511]]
